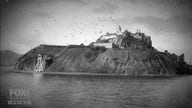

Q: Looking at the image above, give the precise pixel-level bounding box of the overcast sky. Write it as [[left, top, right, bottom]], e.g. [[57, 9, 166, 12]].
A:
[[1, 0, 192, 63]]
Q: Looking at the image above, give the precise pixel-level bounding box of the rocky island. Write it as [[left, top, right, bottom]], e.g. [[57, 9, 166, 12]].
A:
[[14, 27, 192, 75]]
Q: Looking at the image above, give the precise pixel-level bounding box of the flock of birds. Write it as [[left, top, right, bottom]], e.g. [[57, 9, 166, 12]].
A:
[[33, 16, 121, 45]]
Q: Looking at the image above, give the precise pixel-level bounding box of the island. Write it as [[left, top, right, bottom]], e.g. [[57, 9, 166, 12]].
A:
[[14, 27, 192, 75]]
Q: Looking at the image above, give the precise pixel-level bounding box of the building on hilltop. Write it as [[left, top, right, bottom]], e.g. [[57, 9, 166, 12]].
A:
[[133, 30, 143, 39], [95, 33, 125, 49], [93, 42, 113, 48], [133, 30, 151, 45], [93, 27, 152, 50]]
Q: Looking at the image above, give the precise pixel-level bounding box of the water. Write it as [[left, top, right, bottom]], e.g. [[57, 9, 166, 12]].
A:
[[1, 71, 192, 108]]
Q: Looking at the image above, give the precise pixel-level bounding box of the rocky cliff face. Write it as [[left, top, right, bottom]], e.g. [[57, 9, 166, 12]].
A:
[[14, 44, 191, 75]]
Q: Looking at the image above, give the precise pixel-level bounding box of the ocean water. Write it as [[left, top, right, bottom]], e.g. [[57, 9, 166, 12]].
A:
[[1, 71, 192, 108]]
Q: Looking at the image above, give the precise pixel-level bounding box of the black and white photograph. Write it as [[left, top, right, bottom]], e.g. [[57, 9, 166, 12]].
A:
[[1, 0, 192, 108]]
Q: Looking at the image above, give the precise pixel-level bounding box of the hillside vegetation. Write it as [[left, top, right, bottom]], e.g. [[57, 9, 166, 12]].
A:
[[14, 44, 191, 75]]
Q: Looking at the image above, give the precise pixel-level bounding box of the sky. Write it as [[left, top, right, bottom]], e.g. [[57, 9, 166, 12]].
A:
[[1, 0, 192, 63]]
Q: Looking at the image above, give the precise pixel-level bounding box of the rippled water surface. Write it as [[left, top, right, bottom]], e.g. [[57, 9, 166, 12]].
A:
[[1, 71, 192, 108]]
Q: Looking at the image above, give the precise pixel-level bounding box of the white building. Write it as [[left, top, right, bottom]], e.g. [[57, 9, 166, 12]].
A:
[[93, 42, 113, 48], [100, 34, 117, 40]]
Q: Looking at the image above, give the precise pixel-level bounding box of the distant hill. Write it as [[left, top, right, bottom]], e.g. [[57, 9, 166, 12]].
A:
[[0, 50, 21, 66]]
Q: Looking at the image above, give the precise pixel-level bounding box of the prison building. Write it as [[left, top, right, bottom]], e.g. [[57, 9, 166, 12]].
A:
[[93, 42, 113, 48]]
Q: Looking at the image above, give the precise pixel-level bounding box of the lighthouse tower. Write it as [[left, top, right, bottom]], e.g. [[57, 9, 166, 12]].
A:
[[116, 26, 122, 35]]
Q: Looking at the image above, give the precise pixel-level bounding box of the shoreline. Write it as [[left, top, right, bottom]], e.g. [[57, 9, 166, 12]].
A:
[[10, 70, 185, 77]]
